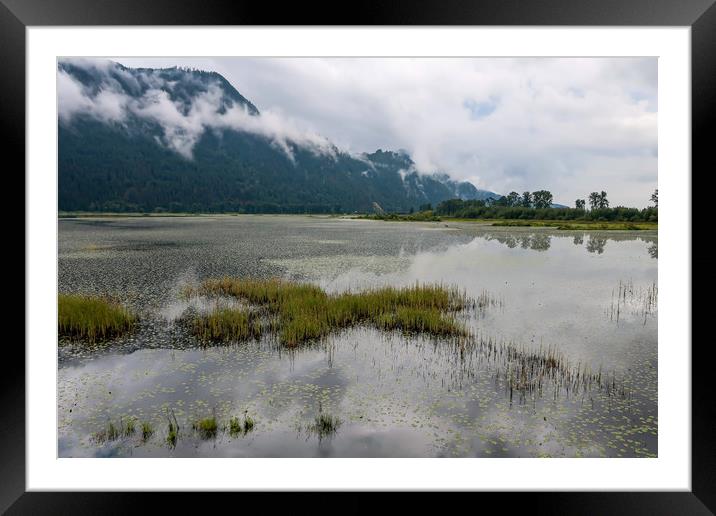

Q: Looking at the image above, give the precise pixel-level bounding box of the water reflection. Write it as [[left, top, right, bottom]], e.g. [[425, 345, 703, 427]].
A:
[[479, 229, 656, 259], [484, 233, 552, 251], [586, 236, 607, 254]]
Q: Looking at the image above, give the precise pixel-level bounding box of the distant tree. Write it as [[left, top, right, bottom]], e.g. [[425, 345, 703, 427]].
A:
[[575, 199, 586, 210], [588, 192, 600, 210], [532, 190, 554, 209], [419, 203, 432, 212], [493, 196, 510, 207], [521, 191, 533, 208], [651, 189, 658, 208], [598, 191, 609, 209], [506, 191, 521, 207]]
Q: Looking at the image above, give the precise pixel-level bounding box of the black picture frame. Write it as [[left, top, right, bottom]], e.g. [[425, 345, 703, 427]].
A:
[[5, 0, 711, 512]]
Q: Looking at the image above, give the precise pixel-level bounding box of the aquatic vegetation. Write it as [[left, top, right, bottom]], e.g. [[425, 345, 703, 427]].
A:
[[141, 421, 154, 442], [608, 280, 658, 324], [186, 278, 472, 346], [166, 409, 180, 448], [228, 412, 255, 436], [93, 420, 120, 443], [476, 290, 503, 311], [462, 338, 632, 404], [312, 413, 341, 435], [228, 416, 242, 437], [306, 404, 342, 441], [191, 307, 262, 342], [243, 413, 255, 433], [192, 417, 219, 439], [58, 294, 135, 343], [166, 422, 178, 448], [122, 417, 136, 437]]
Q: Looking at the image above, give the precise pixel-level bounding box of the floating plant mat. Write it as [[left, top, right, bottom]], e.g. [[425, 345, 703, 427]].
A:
[[58, 216, 657, 458]]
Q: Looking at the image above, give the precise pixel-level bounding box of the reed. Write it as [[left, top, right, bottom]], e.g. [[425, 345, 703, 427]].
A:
[[192, 417, 219, 439], [58, 294, 135, 343], [141, 421, 154, 442]]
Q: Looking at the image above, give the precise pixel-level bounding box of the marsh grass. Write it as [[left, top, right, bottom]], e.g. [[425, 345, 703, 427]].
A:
[[191, 307, 262, 342], [141, 421, 154, 442], [166, 409, 180, 449], [312, 413, 341, 436], [476, 290, 503, 311], [243, 413, 255, 433], [92, 421, 119, 443], [122, 417, 136, 437], [93, 419, 126, 443], [306, 403, 341, 441], [192, 417, 219, 439], [186, 278, 472, 346], [608, 280, 658, 324], [166, 422, 178, 448], [228, 416, 242, 437], [58, 294, 136, 343], [461, 337, 632, 404], [228, 411, 255, 437]]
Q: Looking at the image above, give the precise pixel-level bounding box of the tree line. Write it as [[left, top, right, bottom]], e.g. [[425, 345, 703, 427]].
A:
[[432, 189, 658, 222]]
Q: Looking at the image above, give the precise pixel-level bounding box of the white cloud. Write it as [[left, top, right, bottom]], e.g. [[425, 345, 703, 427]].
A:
[[58, 60, 336, 160], [69, 57, 658, 207]]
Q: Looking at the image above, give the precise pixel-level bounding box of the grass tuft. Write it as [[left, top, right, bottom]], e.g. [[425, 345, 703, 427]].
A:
[[228, 412, 255, 436], [228, 416, 242, 437], [243, 414, 255, 433], [166, 422, 178, 448], [307, 403, 342, 441], [141, 421, 154, 442], [58, 294, 135, 343], [122, 417, 136, 437], [192, 417, 219, 439], [313, 413, 341, 435]]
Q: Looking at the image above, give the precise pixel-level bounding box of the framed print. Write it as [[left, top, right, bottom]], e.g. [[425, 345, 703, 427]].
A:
[[6, 0, 712, 512]]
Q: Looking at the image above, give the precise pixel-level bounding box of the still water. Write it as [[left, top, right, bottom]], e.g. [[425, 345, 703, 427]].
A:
[[58, 216, 657, 457]]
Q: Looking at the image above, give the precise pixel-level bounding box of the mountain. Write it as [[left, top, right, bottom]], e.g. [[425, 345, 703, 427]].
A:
[[58, 60, 498, 214]]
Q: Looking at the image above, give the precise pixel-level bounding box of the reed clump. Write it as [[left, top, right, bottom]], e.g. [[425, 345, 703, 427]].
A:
[[228, 416, 242, 437], [93, 420, 120, 443], [122, 417, 136, 437], [192, 417, 219, 439], [187, 278, 472, 346], [312, 413, 341, 436], [58, 294, 136, 343], [306, 404, 342, 440], [141, 421, 154, 442]]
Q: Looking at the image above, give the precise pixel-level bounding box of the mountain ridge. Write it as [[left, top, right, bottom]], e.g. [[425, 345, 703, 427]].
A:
[[58, 60, 503, 213]]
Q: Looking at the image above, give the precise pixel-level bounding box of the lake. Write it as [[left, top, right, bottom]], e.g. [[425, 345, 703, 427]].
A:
[[58, 215, 657, 457]]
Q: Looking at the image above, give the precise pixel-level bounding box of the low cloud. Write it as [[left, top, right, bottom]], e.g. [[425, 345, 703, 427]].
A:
[[58, 59, 336, 161]]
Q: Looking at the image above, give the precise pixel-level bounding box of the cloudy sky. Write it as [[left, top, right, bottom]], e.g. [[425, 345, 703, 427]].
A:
[[111, 57, 657, 207]]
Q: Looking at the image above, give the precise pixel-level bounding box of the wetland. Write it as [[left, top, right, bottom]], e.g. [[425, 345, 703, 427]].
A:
[[58, 215, 657, 458]]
